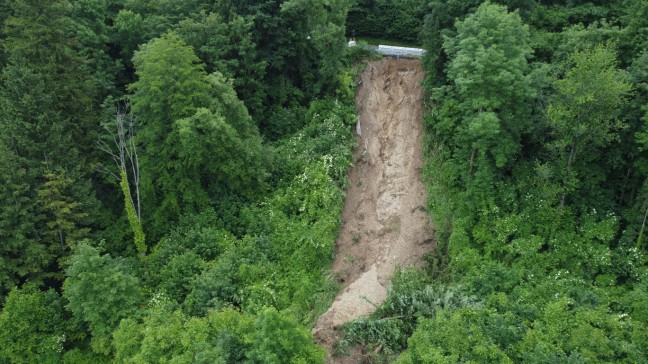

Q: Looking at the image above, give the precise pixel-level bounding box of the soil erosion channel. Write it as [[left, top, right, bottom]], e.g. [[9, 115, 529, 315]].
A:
[[313, 58, 434, 361]]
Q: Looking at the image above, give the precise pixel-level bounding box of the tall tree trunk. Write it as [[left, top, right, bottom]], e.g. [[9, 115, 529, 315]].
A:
[[620, 167, 631, 205], [638, 204, 648, 249], [59, 230, 65, 250], [560, 139, 577, 209], [469, 148, 476, 175]]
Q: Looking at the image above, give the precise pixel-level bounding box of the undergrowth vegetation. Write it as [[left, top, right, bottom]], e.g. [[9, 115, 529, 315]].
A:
[[2, 0, 648, 362]]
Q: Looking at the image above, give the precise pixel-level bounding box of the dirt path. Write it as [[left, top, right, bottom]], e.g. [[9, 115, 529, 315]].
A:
[[313, 58, 434, 362]]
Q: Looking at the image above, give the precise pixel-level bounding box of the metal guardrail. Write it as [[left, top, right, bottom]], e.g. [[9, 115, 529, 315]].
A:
[[348, 40, 425, 58], [376, 45, 425, 57]]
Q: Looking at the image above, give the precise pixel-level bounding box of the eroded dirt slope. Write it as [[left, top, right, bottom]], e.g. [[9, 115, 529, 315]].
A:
[[313, 58, 434, 362]]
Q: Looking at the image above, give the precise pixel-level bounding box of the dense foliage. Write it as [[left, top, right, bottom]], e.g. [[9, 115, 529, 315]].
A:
[[340, 1, 648, 362], [347, 0, 425, 42], [2, 0, 648, 362], [0, 0, 355, 362]]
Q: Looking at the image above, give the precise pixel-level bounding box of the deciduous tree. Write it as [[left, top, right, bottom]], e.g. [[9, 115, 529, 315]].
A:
[[0, 285, 67, 363], [440, 2, 535, 174], [548, 46, 632, 206], [130, 33, 266, 238], [63, 243, 143, 355]]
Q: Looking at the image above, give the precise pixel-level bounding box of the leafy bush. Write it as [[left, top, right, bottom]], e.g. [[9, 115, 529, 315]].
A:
[[0, 285, 67, 363], [63, 243, 143, 355], [340, 269, 482, 354]]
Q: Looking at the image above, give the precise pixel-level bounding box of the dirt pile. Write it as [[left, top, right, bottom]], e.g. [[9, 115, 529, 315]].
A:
[[313, 58, 434, 362]]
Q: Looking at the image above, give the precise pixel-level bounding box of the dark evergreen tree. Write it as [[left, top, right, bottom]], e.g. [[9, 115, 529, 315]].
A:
[[174, 11, 267, 119], [0, 0, 100, 293]]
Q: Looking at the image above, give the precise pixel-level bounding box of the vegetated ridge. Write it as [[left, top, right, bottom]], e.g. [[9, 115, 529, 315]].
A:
[[313, 58, 434, 361]]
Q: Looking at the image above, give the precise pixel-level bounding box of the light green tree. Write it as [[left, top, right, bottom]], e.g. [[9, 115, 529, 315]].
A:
[[397, 308, 513, 364], [129, 32, 213, 235], [246, 307, 326, 363], [113, 305, 256, 363], [37, 172, 90, 253], [63, 243, 143, 355], [442, 2, 535, 172], [0, 284, 67, 363], [548, 46, 632, 207]]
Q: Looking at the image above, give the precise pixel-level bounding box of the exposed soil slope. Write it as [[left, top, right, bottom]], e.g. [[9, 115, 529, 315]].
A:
[[313, 58, 434, 362]]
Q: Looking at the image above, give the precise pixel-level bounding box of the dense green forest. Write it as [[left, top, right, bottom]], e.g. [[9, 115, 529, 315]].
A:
[[0, 0, 356, 362], [347, 0, 424, 42], [1, 0, 647, 363]]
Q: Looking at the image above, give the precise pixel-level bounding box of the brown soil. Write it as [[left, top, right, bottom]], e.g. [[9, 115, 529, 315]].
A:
[[312, 58, 434, 363]]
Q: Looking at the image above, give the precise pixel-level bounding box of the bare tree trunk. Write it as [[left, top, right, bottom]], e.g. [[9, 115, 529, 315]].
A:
[[97, 103, 145, 256], [560, 139, 577, 209], [469, 149, 476, 175], [98, 104, 142, 220], [638, 204, 648, 249], [127, 119, 142, 223], [620, 167, 631, 205], [59, 230, 65, 250]]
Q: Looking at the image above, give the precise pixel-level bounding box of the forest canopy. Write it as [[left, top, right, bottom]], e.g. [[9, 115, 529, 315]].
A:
[[0, 0, 354, 361], [1, 0, 648, 363]]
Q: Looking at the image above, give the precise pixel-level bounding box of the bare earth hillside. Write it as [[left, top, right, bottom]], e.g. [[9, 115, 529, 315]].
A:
[[313, 58, 434, 363]]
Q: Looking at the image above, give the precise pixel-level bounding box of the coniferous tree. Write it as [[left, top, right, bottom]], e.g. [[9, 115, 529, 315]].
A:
[[0, 0, 100, 291], [37, 172, 90, 254], [174, 11, 267, 119]]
